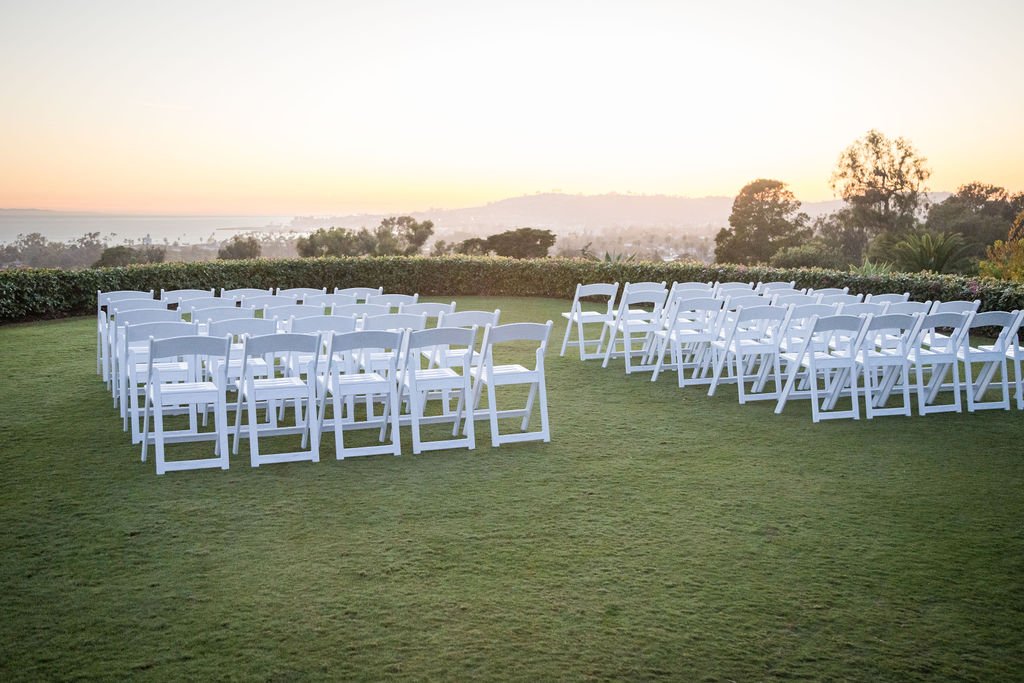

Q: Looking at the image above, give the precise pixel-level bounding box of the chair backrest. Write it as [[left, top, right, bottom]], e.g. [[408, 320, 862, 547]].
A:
[[263, 304, 327, 322], [860, 313, 922, 354], [818, 293, 864, 306], [207, 318, 277, 341], [622, 281, 667, 295], [615, 289, 667, 322], [160, 288, 215, 305], [864, 292, 910, 304], [837, 302, 888, 317], [668, 297, 724, 334], [149, 334, 231, 363], [276, 287, 327, 302], [574, 282, 619, 300], [756, 280, 797, 293], [290, 314, 358, 335], [363, 313, 428, 332], [179, 299, 238, 315], [98, 290, 154, 311], [239, 294, 290, 309], [914, 312, 974, 352], [438, 309, 501, 329], [111, 299, 167, 315], [366, 293, 419, 310], [780, 304, 839, 347], [808, 287, 849, 296], [401, 302, 457, 321], [805, 314, 867, 355], [332, 304, 391, 319], [243, 332, 321, 357], [193, 306, 255, 325], [721, 305, 790, 346], [405, 326, 478, 355], [123, 321, 197, 345], [886, 301, 932, 315], [930, 299, 981, 315], [333, 286, 384, 301], [723, 294, 764, 310], [671, 281, 713, 292], [220, 287, 273, 301], [305, 293, 359, 308], [325, 329, 404, 357], [114, 308, 181, 328], [963, 310, 1023, 352], [772, 292, 820, 307]]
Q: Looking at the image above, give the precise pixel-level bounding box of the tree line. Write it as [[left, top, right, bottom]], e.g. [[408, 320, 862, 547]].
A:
[[714, 129, 1024, 279]]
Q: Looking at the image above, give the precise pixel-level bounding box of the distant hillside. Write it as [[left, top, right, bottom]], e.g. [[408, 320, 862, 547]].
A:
[[287, 192, 949, 238]]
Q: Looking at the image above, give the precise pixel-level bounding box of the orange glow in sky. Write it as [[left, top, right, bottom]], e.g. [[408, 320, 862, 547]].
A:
[[1, 0, 1022, 215]]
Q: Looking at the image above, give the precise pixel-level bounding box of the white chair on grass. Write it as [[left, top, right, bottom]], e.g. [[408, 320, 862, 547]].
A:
[[241, 293, 297, 310], [401, 327, 478, 454], [649, 297, 724, 387], [179, 298, 238, 319], [429, 309, 501, 369], [601, 289, 667, 373], [263, 303, 328, 329], [837, 302, 889, 317], [708, 305, 791, 404], [926, 300, 981, 347], [401, 302, 457, 324], [316, 330, 404, 459], [957, 310, 1023, 412], [287, 315, 360, 379], [469, 321, 553, 448], [104, 298, 168, 386], [333, 304, 390, 324], [772, 292, 821, 307], [193, 306, 255, 328], [886, 301, 932, 316], [855, 313, 922, 419], [713, 281, 755, 297], [865, 292, 910, 304], [808, 287, 849, 297], [775, 314, 866, 421], [110, 308, 182, 405], [756, 281, 797, 294], [908, 312, 974, 415], [233, 333, 322, 467], [140, 334, 232, 475], [205, 318, 276, 389], [334, 286, 384, 302], [559, 282, 619, 360], [818, 293, 864, 306], [122, 321, 198, 442], [97, 290, 154, 375], [1007, 328, 1024, 410]]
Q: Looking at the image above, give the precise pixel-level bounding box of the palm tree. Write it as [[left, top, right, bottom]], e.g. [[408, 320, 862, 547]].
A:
[[890, 230, 970, 273]]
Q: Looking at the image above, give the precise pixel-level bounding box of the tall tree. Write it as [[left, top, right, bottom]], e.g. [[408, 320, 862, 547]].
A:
[[484, 228, 556, 259], [714, 179, 811, 265], [830, 129, 931, 239], [217, 235, 262, 260], [925, 182, 1024, 260]]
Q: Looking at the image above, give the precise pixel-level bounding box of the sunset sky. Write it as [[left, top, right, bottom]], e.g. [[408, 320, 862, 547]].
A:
[[1, 0, 1021, 215]]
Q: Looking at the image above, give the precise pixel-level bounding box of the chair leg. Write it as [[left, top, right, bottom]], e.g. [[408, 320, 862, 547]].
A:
[[216, 395, 229, 470], [247, 393, 260, 467], [154, 398, 166, 476], [521, 383, 537, 431], [559, 315, 573, 356], [487, 381, 500, 448], [538, 375, 550, 443]]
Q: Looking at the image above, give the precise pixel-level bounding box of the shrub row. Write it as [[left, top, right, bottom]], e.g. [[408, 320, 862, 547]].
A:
[[3, 256, 1024, 323]]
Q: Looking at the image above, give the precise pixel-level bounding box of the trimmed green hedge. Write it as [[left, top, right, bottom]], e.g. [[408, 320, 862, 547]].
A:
[[3, 256, 1024, 322]]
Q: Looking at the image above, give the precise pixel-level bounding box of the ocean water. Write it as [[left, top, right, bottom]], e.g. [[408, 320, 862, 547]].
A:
[[0, 213, 293, 245]]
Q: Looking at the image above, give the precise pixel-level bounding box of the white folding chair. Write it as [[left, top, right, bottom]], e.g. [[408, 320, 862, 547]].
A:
[[775, 314, 866, 421], [808, 287, 849, 297], [909, 312, 974, 415], [469, 321, 553, 447], [886, 301, 932, 316], [333, 304, 390, 324], [864, 292, 910, 304], [429, 310, 501, 369], [818, 293, 864, 306], [160, 289, 216, 306], [103, 298, 167, 386], [241, 293, 298, 310], [401, 327, 478, 454], [837, 302, 888, 317], [772, 292, 821, 307], [140, 334, 231, 475], [1008, 326, 1024, 410], [649, 297, 724, 387], [179, 298, 238, 319], [287, 315, 360, 378], [756, 281, 797, 294], [122, 321, 198, 442], [559, 282, 619, 360], [400, 302, 457, 324], [110, 308, 182, 406], [263, 304, 328, 330], [97, 290, 154, 375], [232, 333, 322, 467], [926, 300, 981, 347], [708, 305, 791, 404], [855, 313, 922, 419], [957, 310, 1023, 412], [206, 318, 276, 390], [316, 330, 404, 459], [276, 287, 327, 303], [192, 306, 255, 329], [334, 286, 384, 302], [713, 281, 755, 297], [601, 289, 668, 373]]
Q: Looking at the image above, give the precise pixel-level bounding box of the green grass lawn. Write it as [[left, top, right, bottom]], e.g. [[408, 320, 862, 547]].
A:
[[2, 296, 1023, 681]]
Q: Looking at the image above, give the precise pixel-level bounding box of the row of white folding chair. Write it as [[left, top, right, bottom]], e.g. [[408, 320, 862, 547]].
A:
[[97, 290, 155, 376], [138, 319, 550, 473]]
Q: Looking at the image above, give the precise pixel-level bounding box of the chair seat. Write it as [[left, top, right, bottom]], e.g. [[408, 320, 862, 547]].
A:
[[562, 311, 612, 322], [240, 376, 308, 400], [151, 381, 219, 402]]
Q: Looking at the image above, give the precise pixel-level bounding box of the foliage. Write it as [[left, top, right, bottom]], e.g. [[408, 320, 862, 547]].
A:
[[830, 129, 931, 239], [979, 212, 1024, 282], [849, 259, 895, 276], [813, 207, 871, 265], [5, 255, 1024, 323], [454, 237, 490, 256], [295, 216, 434, 258], [481, 228, 557, 259], [925, 182, 1024, 261], [92, 244, 166, 268], [714, 179, 811, 265], [889, 230, 971, 274], [217, 235, 262, 260], [769, 241, 847, 270], [0, 232, 107, 269]]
